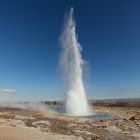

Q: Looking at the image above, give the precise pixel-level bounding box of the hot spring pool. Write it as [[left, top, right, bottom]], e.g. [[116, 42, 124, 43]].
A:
[[49, 105, 118, 120], [81, 112, 117, 120]]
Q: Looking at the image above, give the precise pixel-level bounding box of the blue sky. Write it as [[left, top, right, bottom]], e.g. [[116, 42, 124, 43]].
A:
[[0, 0, 140, 101]]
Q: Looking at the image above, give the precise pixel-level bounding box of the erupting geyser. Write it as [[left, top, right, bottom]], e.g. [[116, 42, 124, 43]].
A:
[[60, 7, 90, 116]]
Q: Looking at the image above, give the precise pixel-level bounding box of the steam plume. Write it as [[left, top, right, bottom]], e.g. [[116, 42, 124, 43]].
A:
[[60, 7, 90, 116]]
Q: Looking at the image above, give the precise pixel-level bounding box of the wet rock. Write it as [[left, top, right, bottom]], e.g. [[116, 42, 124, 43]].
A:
[[25, 119, 35, 127], [82, 124, 91, 129], [123, 118, 127, 121], [97, 125, 107, 129], [129, 116, 136, 121], [101, 125, 107, 128]]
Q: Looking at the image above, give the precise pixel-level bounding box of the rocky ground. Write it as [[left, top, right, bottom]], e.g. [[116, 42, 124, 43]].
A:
[[0, 106, 139, 140]]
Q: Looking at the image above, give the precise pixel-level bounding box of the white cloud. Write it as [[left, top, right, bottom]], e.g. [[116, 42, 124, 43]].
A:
[[0, 89, 16, 94]]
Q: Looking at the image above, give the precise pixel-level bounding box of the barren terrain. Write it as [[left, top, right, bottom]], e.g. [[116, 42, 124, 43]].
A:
[[0, 100, 140, 140]]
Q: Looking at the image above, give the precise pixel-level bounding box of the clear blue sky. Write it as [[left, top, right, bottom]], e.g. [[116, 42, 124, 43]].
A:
[[0, 0, 140, 101]]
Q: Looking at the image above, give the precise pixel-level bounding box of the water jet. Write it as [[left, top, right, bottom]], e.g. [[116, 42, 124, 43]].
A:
[[60, 7, 90, 116]]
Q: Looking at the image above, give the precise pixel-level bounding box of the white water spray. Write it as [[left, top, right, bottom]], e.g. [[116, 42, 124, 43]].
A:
[[60, 7, 90, 116]]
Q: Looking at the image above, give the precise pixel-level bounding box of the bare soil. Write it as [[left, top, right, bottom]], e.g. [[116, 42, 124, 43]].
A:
[[0, 100, 140, 140]]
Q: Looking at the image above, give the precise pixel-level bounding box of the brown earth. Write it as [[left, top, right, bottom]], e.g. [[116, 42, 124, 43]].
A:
[[0, 105, 140, 140]]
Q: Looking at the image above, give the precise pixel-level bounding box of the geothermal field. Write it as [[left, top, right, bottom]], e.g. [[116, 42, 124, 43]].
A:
[[0, 2, 140, 140], [0, 100, 140, 140]]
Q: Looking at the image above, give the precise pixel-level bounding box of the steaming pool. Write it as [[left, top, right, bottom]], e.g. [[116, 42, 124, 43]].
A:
[[49, 105, 118, 120]]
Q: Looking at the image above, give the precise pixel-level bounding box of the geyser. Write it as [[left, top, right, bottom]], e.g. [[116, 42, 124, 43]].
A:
[[60, 7, 90, 116]]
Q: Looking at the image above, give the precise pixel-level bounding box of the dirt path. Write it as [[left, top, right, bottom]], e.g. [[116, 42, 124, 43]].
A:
[[0, 126, 82, 140]]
